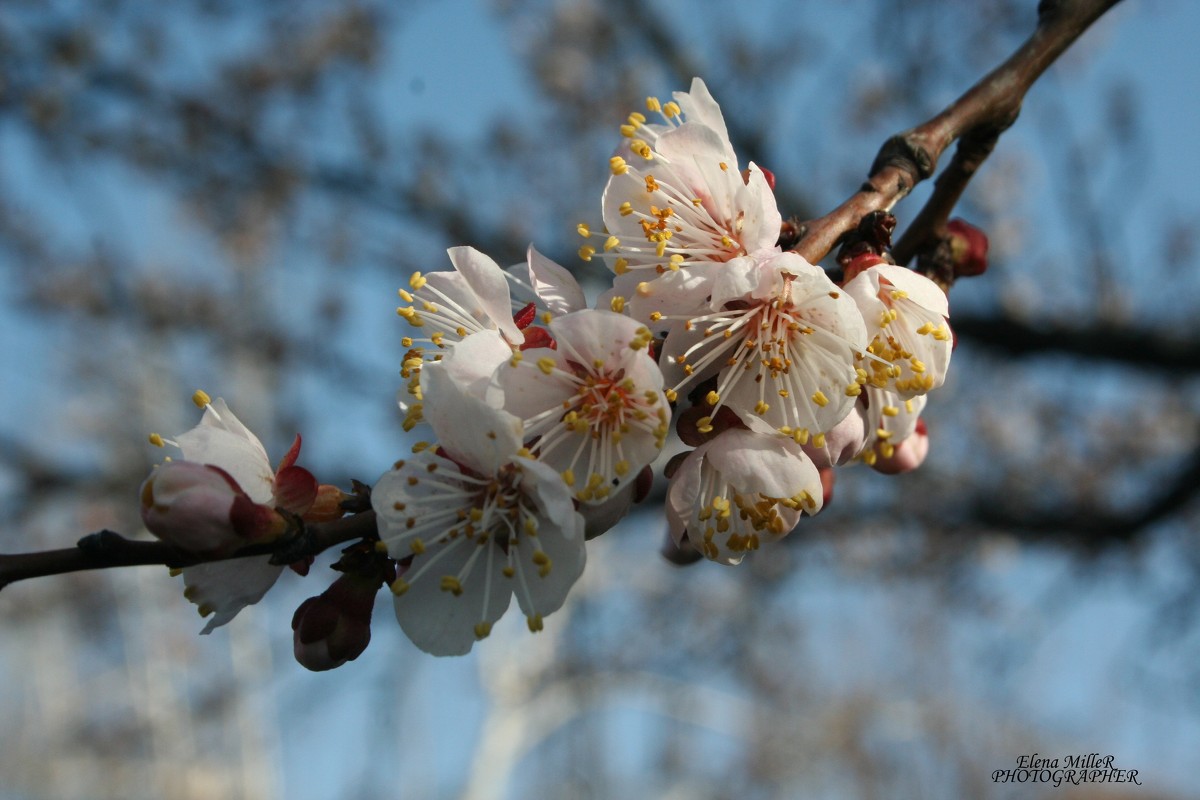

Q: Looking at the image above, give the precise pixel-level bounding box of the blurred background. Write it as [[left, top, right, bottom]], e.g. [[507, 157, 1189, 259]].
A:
[[1, 0, 1197, 798]]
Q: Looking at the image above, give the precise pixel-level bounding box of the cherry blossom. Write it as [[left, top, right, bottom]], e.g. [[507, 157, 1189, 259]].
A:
[[666, 428, 823, 564], [584, 78, 782, 324], [492, 309, 669, 503], [842, 264, 952, 396], [148, 392, 319, 633], [373, 365, 586, 656], [660, 250, 869, 444]]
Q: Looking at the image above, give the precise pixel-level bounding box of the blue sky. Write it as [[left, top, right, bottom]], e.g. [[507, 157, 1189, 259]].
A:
[[2, 1, 1199, 798]]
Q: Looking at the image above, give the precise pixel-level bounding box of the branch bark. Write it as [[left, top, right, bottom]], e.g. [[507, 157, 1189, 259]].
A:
[[794, 0, 1124, 265], [0, 511, 378, 592]]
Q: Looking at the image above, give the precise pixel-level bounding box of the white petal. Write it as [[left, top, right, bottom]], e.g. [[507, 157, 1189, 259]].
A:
[[527, 245, 586, 317], [392, 539, 512, 657], [549, 309, 648, 368], [673, 78, 734, 160], [434, 329, 512, 400], [181, 556, 284, 634], [707, 429, 817, 499], [422, 362, 523, 475], [175, 403, 274, 504], [447, 246, 522, 344]]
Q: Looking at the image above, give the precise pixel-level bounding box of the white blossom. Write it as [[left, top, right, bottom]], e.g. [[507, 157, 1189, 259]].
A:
[[373, 365, 585, 656]]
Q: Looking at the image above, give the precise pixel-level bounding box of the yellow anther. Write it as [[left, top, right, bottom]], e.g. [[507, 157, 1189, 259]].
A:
[[754, 401, 770, 414], [655, 240, 667, 258], [705, 390, 720, 406], [635, 282, 652, 298], [614, 258, 630, 275], [610, 296, 626, 313], [649, 311, 663, 322], [882, 405, 900, 417], [439, 576, 464, 596], [665, 389, 678, 402], [618, 201, 633, 217], [148, 433, 165, 447], [502, 566, 515, 578], [527, 614, 544, 633], [630, 139, 652, 159], [812, 433, 827, 449], [614, 460, 630, 477], [474, 622, 492, 639], [603, 235, 620, 252], [191, 390, 211, 408], [398, 289, 413, 302], [663, 101, 681, 118], [409, 272, 427, 290], [609, 156, 628, 175], [410, 538, 426, 555], [578, 245, 596, 262], [561, 469, 575, 487], [696, 416, 714, 434], [577, 223, 591, 237], [645, 96, 661, 112], [811, 391, 829, 407], [628, 111, 646, 125], [619, 124, 637, 138], [910, 359, 926, 373]]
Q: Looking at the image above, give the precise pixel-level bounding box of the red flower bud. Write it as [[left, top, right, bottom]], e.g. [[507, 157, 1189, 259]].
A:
[[291, 571, 379, 672], [946, 218, 988, 277]]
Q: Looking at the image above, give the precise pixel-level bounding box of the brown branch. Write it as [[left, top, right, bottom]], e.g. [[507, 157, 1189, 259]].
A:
[[967, 443, 1200, 547], [794, 0, 1124, 265], [0, 510, 378, 592], [953, 313, 1200, 372]]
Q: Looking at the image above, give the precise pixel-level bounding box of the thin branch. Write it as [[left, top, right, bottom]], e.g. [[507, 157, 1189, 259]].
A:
[[794, 0, 1124, 265], [967, 444, 1200, 546], [953, 313, 1200, 372], [0, 511, 378, 592]]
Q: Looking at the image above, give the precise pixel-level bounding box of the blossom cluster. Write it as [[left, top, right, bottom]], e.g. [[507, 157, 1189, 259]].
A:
[[140, 79, 956, 662]]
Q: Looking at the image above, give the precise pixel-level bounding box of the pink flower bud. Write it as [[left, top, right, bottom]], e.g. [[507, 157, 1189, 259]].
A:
[[139, 461, 284, 555], [291, 571, 379, 672]]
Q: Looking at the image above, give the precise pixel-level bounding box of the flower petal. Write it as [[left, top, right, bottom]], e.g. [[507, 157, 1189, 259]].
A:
[[527, 244, 586, 317], [422, 362, 523, 475], [448, 246, 522, 344], [181, 556, 284, 634]]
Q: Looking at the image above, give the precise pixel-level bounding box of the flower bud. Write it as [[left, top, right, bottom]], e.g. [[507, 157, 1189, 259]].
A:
[[291, 570, 382, 672], [139, 461, 285, 555], [946, 218, 988, 277]]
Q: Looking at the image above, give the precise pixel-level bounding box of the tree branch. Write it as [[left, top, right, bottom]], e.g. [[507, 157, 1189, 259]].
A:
[[0, 511, 378, 592], [794, 0, 1124, 265], [967, 443, 1200, 546], [953, 312, 1200, 371]]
